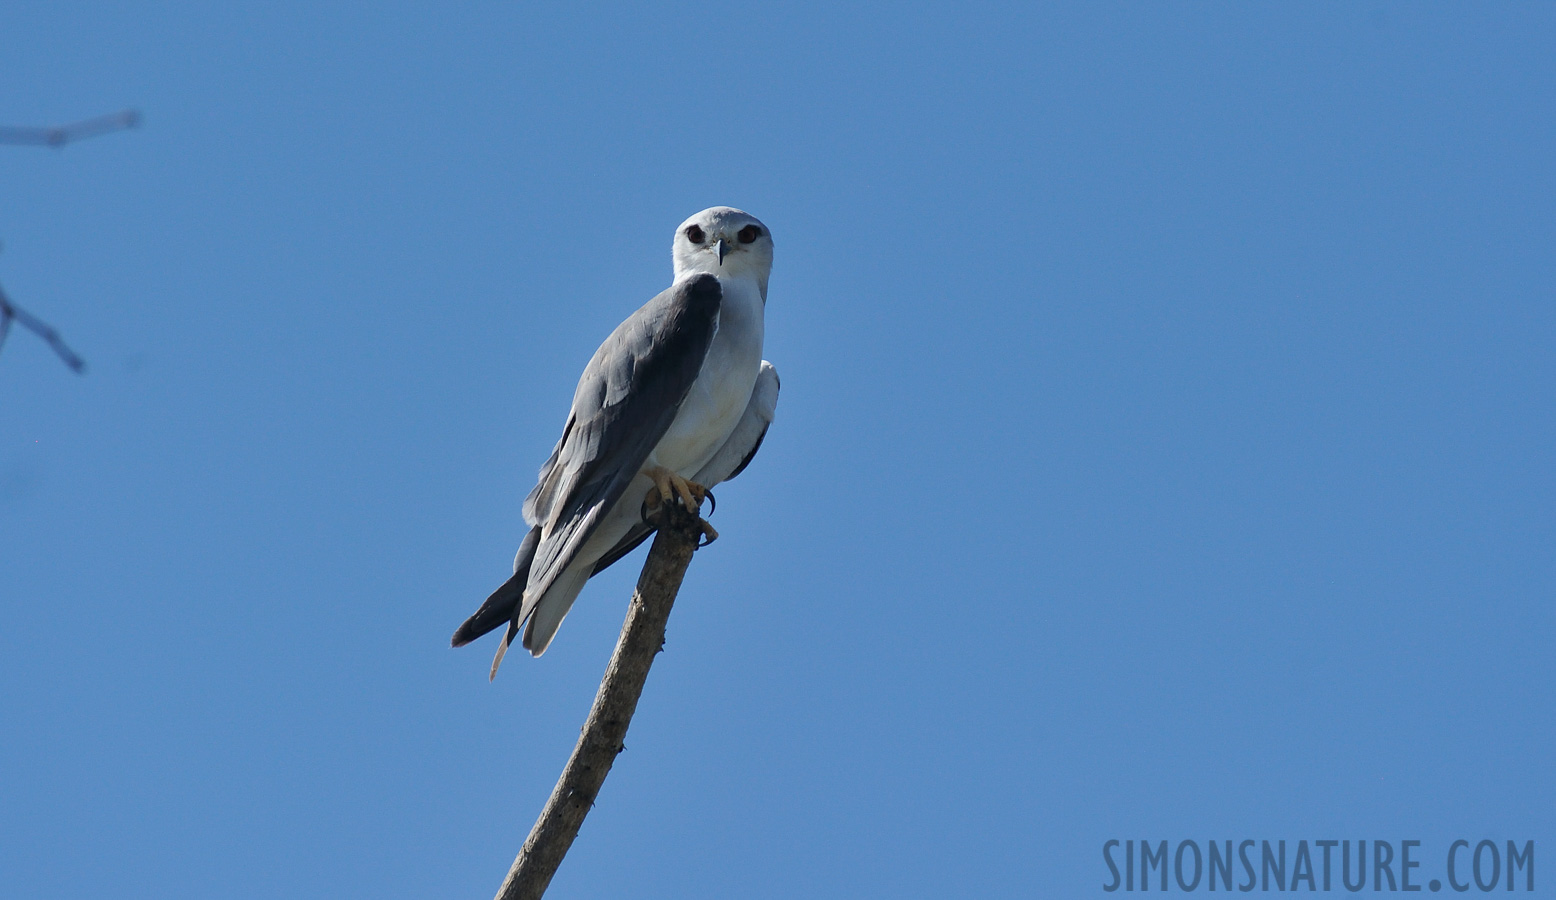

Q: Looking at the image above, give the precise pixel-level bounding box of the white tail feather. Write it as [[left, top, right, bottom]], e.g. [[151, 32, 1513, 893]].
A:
[[523, 563, 592, 658]]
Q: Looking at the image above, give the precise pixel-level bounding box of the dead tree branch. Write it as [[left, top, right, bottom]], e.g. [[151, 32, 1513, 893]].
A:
[[493, 501, 704, 900], [0, 107, 141, 371], [0, 109, 140, 147], [0, 281, 85, 373]]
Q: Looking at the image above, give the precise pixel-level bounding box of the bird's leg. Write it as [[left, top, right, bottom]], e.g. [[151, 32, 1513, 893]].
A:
[[643, 466, 707, 515]]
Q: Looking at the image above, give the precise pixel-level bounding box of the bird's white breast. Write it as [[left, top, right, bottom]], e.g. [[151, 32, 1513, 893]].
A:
[[650, 275, 765, 476]]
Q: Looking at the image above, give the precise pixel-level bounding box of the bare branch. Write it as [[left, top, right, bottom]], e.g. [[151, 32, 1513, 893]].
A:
[[0, 281, 86, 373], [0, 109, 140, 147], [493, 502, 704, 900], [0, 107, 136, 372]]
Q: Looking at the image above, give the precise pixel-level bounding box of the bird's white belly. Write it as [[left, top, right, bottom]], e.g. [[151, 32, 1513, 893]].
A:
[[649, 277, 765, 477]]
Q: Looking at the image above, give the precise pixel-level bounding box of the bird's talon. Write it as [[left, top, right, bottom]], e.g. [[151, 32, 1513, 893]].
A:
[[673, 479, 699, 514], [696, 519, 719, 548]]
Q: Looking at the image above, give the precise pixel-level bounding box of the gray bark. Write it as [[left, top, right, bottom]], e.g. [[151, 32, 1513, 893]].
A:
[[493, 502, 702, 900]]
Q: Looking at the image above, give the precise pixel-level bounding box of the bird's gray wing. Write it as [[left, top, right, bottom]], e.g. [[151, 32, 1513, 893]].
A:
[[591, 360, 779, 575], [512, 273, 722, 632]]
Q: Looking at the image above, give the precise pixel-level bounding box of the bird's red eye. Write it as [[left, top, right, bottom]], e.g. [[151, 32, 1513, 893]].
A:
[[737, 225, 761, 244], [685, 225, 706, 244]]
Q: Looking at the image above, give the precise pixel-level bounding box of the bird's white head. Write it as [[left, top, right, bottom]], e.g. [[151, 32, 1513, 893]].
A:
[[672, 207, 774, 299]]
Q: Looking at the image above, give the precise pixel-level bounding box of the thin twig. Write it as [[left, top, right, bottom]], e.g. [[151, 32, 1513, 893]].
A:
[[494, 502, 704, 900], [0, 281, 86, 373], [0, 106, 138, 371], [0, 109, 140, 147]]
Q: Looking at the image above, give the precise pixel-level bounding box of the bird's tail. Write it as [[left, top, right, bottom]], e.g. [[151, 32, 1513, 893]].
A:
[[451, 525, 539, 650], [521, 562, 592, 659], [486, 558, 589, 678], [487, 616, 521, 681]]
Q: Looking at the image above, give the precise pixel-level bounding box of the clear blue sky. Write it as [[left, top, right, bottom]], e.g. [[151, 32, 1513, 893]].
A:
[[2, 3, 1551, 897]]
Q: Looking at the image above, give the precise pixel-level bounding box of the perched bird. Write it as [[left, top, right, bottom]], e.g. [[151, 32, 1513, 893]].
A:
[[452, 207, 779, 677]]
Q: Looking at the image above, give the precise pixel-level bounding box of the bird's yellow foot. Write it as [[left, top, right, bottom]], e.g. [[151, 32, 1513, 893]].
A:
[[644, 467, 719, 547], [644, 466, 707, 515]]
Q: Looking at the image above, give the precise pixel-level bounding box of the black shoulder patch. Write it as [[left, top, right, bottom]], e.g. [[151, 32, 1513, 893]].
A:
[[682, 272, 722, 313]]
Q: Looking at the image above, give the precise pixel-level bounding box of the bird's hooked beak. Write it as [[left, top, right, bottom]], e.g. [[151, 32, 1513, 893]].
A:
[[714, 238, 729, 266]]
